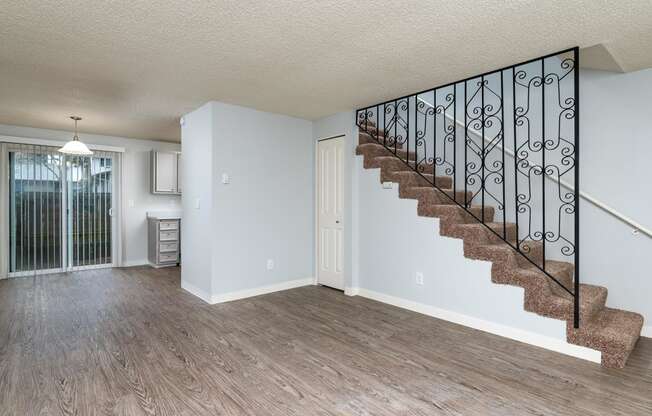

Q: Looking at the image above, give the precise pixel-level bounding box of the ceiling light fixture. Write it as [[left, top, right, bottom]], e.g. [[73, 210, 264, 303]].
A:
[[58, 116, 93, 155]]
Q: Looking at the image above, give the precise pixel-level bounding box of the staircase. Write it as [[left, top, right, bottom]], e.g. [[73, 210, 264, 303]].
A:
[[355, 48, 644, 368]]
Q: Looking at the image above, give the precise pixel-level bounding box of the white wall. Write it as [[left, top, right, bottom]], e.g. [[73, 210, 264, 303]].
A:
[[181, 102, 314, 301], [578, 68, 652, 336], [180, 104, 214, 300], [0, 123, 181, 267]]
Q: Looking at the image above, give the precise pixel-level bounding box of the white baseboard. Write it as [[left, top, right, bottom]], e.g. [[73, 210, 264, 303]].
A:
[[181, 280, 213, 303], [211, 277, 314, 304], [344, 286, 359, 296], [121, 259, 149, 267], [642, 325, 652, 338], [352, 287, 602, 364], [183, 277, 314, 305]]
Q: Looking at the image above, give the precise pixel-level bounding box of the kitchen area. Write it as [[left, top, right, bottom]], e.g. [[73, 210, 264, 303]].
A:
[[147, 150, 182, 268]]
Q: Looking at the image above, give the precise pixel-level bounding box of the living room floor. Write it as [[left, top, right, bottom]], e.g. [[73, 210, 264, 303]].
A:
[[0, 267, 650, 416]]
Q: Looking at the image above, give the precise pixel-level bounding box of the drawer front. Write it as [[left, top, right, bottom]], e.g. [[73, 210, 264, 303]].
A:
[[159, 252, 178, 263], [159, 220, 179, 231], [159, 242, 178, 253], [159, 230, 178, 241]]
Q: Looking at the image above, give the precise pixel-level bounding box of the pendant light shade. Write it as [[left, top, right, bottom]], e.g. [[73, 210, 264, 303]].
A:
[[59, 116, 93, 155]]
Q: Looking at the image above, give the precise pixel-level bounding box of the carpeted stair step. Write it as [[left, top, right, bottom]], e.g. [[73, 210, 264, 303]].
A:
[[357, 144, 403, 169], [358, 119, 376, 127], [567, 308, 644, 368], [525, 260, 575, 298], [382, 170, 452, 189], [356, 143, 415, 166], [359, 131, 405, 149], [399, 186, 471, 205], [362, 125, 387, 138], [470, 238, 546, 269], [417, 203, 495, 226], [445, 222, 518, 245], [526, 283, 607, 323]]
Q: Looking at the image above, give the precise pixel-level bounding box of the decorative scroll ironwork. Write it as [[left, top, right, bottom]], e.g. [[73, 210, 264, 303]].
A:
[[356, 48, 580, 328]]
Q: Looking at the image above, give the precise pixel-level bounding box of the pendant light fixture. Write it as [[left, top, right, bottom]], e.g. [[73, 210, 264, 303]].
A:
[[58, 116, 93, 155]]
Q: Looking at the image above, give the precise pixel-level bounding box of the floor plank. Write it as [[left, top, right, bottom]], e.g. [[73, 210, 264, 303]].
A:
[[0, 267, 650, 416]]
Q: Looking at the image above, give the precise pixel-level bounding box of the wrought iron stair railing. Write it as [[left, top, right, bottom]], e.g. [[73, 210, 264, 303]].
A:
[[356, 47, 581, 328]]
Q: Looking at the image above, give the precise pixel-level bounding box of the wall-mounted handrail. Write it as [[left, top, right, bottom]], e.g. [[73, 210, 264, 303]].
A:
[[416, 96, 652, 240]]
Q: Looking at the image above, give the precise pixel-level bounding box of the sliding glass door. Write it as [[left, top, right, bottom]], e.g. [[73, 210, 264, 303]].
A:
[[66, 154, 113, 269], [7, 143, 116, 276]]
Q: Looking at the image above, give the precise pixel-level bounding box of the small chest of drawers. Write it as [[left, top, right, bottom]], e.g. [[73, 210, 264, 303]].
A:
[[148, 218, 181, 268]]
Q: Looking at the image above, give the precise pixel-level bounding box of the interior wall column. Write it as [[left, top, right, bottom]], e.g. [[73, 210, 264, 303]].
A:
[[0, 144, 9, 278]]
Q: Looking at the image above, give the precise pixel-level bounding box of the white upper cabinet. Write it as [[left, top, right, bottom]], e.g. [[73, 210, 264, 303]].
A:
[[151, 151, 181, 194]]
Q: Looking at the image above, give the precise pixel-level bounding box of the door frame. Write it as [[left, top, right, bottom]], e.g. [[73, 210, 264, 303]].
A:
[[315, 134, 346, 290]]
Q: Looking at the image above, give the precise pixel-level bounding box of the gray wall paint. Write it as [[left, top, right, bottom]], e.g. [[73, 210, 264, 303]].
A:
[[210, 102, 314, 294], [181, 102, 314, 298], [180, 103, 214, 297], [0, 123, 182, 267], [577, 68, 652, 333]]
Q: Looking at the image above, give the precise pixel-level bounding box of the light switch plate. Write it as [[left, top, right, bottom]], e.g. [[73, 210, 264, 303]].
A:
[[194, 198, 201, 209], [222, 173, 230, 184], [127, 199, 135, 208]]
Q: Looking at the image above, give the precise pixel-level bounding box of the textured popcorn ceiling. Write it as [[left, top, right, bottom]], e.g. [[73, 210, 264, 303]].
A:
[[1, 1, 651, 142]]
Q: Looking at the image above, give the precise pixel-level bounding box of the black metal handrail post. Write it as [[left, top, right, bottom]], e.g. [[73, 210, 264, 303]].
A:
[[573, 46, 580, 329]]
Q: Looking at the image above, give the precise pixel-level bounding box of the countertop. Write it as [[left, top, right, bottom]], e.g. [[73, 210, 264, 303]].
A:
[[147, 210, 182, 220]]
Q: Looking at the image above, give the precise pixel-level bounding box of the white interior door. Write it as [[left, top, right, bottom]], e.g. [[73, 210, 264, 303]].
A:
[[317, 136, 344, 290]]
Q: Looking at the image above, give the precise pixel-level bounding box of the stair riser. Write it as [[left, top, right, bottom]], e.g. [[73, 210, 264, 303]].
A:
[[417, 203, 495, 225], [359, 132, 405, 149], [549, 269, 574, 298], [399, 187, 471, 205], [382, 171, 451, 190], [515, 243, 544, 269], [445, 224, 518, 246], [375, 159, 454, 189], [356, 143, 417, 165], [566, 309, 644, 368]]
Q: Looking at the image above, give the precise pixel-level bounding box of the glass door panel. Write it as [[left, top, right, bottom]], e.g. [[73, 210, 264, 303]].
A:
[[67, 154, 113, 268], [9, 145, 64, 274]]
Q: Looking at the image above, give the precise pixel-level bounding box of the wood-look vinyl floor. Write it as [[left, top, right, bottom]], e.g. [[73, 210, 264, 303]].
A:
[[0, 267, 650, 416]]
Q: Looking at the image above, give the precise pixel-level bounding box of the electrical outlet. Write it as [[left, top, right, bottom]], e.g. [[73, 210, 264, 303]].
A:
[[415, 272, 424, 285], [382, 182, 393, 189], [222, 173, 230, 184], [266, 259, 274, 270]]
